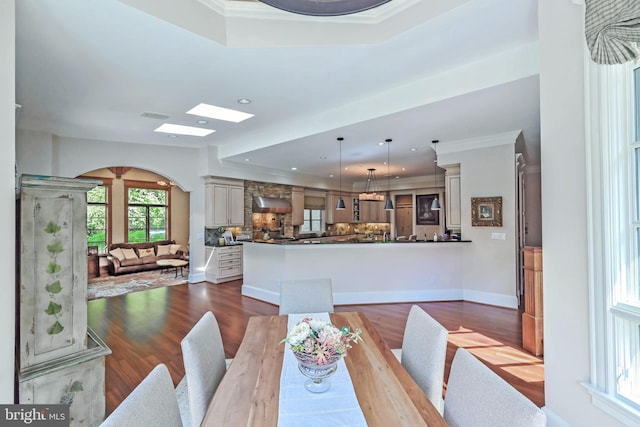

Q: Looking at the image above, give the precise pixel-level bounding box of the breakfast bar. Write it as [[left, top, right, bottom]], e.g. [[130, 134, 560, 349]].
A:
[[241, 240, 472, 306]]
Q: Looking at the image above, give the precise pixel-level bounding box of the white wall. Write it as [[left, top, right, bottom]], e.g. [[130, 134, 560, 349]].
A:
[[0, 0, 15, 403], [439, 142, 519, 308], [539, 0, 623, 425]]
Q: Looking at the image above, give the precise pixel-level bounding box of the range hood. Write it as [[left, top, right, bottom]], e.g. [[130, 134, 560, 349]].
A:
[[252, 196, 292, 213]]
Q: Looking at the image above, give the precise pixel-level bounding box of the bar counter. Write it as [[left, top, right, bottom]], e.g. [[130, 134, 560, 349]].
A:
[[241, 239, 476, 306]]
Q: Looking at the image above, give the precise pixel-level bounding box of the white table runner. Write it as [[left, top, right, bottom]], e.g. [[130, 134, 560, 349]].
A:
[[277, 313, 368, 427]]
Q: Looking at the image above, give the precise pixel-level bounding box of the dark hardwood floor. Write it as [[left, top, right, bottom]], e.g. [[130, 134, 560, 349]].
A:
[[88, 279, 544, 415]]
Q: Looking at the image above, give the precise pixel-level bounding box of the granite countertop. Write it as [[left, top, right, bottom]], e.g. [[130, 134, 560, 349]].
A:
[[251, 238, 471, 245]]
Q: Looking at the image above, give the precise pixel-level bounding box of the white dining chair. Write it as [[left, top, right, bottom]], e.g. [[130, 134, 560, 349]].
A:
[[278, 278, 334, 315], [180, 311, 229, 427], [100, 363, 182, 427], [391, 305, 448, 413], [444, 348, 546, 427]]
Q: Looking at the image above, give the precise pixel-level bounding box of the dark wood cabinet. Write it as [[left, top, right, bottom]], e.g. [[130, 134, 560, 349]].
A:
[[88, 255, 99, 278]]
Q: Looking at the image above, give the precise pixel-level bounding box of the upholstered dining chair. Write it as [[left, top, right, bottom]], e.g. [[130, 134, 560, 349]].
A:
[[278, 278, 334, 315], [100, 363, 182, 427], [391, 305, 448, 413], [444, 348, 546, 427], [179, 311, 229, 427]]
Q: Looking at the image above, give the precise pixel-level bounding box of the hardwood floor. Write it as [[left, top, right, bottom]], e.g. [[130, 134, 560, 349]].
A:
[[88, 279, 544, 415]]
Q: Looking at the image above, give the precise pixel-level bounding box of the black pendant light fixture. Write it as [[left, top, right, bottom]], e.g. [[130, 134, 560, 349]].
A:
[[384, 139, 394, 211], [431, 140, 441, 211], [259, 0, 392, 17], [336, 137, 346, 210]]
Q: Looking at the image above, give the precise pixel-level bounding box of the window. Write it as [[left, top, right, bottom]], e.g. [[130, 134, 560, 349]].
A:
[[127, 185, 169, 243], [87, 185, 108, 253], [301, 209, 323, 233], [585, 61, 640, 424]]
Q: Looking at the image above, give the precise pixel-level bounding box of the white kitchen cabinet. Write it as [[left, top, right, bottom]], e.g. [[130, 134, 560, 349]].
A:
[[445, 166, 461, 230], [205, 245, 243, 284], [205, 178, 245, 227]]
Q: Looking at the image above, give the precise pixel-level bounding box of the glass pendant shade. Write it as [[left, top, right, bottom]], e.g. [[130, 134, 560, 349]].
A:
[[384, 198, 394, 211], [431, 197, 441, 210], [336, 196, 346, 210]]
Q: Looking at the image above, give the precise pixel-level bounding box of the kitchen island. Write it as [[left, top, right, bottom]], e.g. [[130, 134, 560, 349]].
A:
[[241, 239, 489, 306]]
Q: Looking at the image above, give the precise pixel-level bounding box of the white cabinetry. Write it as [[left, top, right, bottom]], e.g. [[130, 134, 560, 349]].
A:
[[445, 166, 461, 230], [205, 178, 244, 227], [205, 245, 243, 284]]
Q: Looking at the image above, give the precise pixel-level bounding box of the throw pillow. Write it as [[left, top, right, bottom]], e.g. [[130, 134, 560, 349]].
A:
[[109, 247, 125, 261], [138, 248, 154, 258], [169, 244, 181, 255], [121, 248, 138, 259], [156, 244, 171, 256]]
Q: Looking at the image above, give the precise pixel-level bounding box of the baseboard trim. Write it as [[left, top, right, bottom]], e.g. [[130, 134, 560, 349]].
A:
[[241, 285, 517, 309]]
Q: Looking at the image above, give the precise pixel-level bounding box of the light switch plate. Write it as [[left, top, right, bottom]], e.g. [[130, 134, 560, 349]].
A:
[[491, 232, 506, 240]]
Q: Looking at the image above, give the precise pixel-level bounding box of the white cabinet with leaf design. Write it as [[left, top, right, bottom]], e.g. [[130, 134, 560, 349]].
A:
[[17, 175, 111, 427]]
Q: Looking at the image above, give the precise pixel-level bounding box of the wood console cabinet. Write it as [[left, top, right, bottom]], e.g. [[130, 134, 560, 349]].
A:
[[17, 175, 111, 426], [522, 246, 543, 356]]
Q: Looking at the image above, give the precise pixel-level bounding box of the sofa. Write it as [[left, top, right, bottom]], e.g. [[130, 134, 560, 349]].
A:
[[107, 240, 184, 275]]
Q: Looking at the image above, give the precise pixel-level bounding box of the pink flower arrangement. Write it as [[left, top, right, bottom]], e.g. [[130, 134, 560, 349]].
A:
[[281, 317, 362, 365]]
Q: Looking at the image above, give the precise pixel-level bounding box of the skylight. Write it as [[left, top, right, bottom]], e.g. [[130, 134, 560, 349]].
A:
[[154, 123, 215, 137], [186, 103, 254, 123]]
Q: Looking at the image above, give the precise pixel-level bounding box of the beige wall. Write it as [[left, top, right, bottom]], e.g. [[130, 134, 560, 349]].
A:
[[82, 167, 190, 252]]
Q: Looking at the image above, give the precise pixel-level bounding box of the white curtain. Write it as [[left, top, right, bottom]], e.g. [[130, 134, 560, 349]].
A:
[[585, 0, 640, 64]]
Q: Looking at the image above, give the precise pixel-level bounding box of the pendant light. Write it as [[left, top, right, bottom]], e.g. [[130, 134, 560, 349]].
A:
[[336, 137, 346, 210], [384, 139, 394, 211], [431, 140, 441, 211]]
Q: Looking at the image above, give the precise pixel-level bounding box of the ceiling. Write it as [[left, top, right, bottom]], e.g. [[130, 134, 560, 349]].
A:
[[15, 0, 540, 184]]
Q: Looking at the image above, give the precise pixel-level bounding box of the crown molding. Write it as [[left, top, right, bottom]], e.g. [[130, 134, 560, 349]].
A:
[[434, 130, 523, 156]]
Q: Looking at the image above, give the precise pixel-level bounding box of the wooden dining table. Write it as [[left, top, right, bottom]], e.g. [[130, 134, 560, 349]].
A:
[[201, 311, 448, 426]]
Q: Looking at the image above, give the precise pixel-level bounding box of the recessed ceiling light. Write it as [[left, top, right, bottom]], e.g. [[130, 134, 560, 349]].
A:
[[168, 134, 177, 138], [244, 158, 250, 162], [395, 175, 400, 179], [402, 167, 406, 171], [237, 98, 252, 104], [410, 147, 417, 152], [197, 119, 208, 124], [154, 123, 215, 137], [186, 103, 254, 123], [329, 174, 334, 178], [378, 142, 385, 146], [291, 167, 297, 171]]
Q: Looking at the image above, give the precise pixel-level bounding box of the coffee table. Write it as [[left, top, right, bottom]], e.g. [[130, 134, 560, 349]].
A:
[[156, 259, 189, 278]]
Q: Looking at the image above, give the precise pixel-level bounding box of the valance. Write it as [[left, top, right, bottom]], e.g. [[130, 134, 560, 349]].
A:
[[585, 0, 640, 65]]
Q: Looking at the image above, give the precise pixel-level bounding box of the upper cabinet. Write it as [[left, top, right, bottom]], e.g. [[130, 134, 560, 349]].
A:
[[445, 166, 461, 231], [360, 199, 389, 223], [326, 192, 353, 224], [291, 187, 305, 226], [206, 178, 245, 227]]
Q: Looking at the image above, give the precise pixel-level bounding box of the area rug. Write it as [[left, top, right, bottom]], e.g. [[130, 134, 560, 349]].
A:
[[88, 270, 187, 300]]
